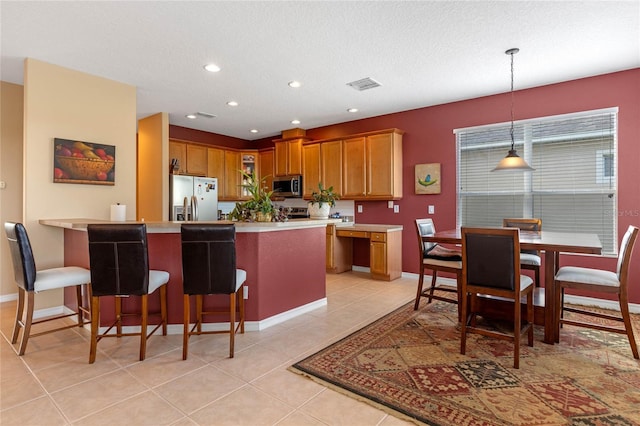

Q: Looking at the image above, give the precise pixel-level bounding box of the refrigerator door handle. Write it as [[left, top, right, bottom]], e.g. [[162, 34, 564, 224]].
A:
[[183, 197, 189, 221], [191, 195, 199, 221]]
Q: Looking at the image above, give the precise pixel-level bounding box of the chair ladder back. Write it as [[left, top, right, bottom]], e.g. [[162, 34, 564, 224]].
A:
[[87, 224, 150, 297], [463, 228, 520, 291], [617, 225, 639, 285], [4, 222, 38, 292]]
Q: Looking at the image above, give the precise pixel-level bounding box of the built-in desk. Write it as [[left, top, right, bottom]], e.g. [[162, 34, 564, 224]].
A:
[[326, 223, 403, 281]]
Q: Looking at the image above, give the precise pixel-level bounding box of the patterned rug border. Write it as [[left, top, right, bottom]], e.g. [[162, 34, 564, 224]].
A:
[[289, 299, 640, 426], [289, 301, 428, 425]]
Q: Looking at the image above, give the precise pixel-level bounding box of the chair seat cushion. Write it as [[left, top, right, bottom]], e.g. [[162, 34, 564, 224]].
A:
[[424, 258, 462, 269], [520, 253, 541, 266], [555, 266, 619, 287], [149, 270, 170, 294], [520, 275, 534, 289], [34, 266, 91, 292], [424, 244, 462, 261], [236, 269, 247, 292]]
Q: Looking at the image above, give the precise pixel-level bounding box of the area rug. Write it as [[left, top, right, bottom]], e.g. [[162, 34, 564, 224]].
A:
[[290, 300, 640, 425]]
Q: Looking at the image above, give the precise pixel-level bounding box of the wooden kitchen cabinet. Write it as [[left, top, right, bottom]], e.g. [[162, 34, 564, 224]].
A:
[[169, 141, 187, 174], [259, 149, 274, 195], [302, 143, 321, 197], [169, 140, 208, 176], [321, 140, 343, 196], [224, 150, 241, 200], [274, 138, 303, 176], [342, 137, 367, 198], [186, 144, 208, 176], [341, 130, 403, 200], [207, 147, 225, 197], [331, 225, 402, 281], [326, 225, 352, 273]]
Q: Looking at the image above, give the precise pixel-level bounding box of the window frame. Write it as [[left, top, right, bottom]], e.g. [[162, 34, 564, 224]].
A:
[[455, 107, 618, 255]]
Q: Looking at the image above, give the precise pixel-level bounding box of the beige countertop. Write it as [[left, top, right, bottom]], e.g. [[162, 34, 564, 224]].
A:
[[40, 218, 343, 233]]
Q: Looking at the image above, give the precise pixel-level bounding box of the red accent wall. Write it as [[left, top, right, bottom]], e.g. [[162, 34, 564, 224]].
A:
[[167, 69, 639, 304], [169, 125, 252, 150], [305, 69, 640, 303]]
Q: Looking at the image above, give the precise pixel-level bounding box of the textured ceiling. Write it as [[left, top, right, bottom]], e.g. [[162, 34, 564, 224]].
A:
[[2, 1, 638, 140]]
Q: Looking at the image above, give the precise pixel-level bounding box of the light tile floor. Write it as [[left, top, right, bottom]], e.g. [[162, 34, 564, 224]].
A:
[[0, 272, 419, 426]]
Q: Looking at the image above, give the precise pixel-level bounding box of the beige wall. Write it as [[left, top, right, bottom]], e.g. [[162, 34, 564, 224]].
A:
[[137, 112, 169, 221], [3, 58, 137, 308], [1, 82, 25, 297]]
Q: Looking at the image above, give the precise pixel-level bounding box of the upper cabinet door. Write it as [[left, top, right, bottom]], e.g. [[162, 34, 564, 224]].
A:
[[207, 147, 225, 197], [342, 137, 366, 198], [169, 141, 186, 174], [274, 139, 303, 176], [259, 149, 275, 194], [321, 140, 343, 196], [185, 144, 208, 176], [302, 143, 321, 198], [367, 133, 396, 198], [224, 150, 241, 200]]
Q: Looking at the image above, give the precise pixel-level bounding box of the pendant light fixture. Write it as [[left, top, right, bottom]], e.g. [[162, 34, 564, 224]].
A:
[[492, 48, 535, 172]]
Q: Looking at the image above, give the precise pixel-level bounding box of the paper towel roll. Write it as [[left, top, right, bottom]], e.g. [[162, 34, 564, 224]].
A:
[[110, 204, 126, 222]]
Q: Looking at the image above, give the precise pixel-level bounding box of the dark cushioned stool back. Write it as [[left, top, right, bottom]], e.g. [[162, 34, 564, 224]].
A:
[[4, 222, 37, 292], [464, 229, 518, 290], [181, 224, 237, 295], [87, 224, 149, 296], [503, 218, 541, 256]]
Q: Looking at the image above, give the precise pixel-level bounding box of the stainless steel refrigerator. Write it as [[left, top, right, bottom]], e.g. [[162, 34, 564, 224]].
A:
[[170, 175, 218, 221]]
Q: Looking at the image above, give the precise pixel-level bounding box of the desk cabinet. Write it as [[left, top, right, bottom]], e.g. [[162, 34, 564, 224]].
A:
[[331, 224, 403, 281]]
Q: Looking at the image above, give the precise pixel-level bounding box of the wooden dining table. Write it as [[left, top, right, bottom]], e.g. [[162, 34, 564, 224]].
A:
[[423, 229, 602, 344]]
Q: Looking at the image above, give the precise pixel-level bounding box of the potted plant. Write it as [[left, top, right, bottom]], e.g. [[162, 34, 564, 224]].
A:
[[229, 170, 277, 222], [308, 182, 339, 219]]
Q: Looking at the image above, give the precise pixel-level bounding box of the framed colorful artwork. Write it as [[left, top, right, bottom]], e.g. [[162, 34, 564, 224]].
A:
[[53, 138, 115, 185], [415, 163, 441, 194]]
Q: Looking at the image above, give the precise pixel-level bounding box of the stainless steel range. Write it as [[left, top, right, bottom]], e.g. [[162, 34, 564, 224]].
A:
[[288, 207, 309, 219]]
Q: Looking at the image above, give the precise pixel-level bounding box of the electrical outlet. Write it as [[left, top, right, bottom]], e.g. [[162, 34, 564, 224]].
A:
[[393, 205, 399, 213], [243, 286, 248, 299], [357, 205, 363, 213], [388, 201, 394, 208], [428, 205, 435, 214]]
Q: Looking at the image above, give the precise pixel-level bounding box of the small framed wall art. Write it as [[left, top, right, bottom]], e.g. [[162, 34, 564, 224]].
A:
[[415, 163, 441, 194], [53, 138, 115, 185]]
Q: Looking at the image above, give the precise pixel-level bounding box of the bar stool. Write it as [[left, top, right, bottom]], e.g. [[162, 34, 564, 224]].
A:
[[4, 222, 91, 355], [180, 223, 246, 359], [87, 224, 169, 363]]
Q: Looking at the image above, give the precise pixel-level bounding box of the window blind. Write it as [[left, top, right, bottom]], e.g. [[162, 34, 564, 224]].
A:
[[455, 108, 618, 254]]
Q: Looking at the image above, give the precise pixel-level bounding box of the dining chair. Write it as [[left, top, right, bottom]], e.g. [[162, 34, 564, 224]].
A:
[[460, 227, 534, 369], [87, 224, 169, 363], [180, 223, 246, 359], [554, 225, 639, 359], [4, 222, 91, 355], [503, 218, 542, 287], [414, 219, 462, 311]]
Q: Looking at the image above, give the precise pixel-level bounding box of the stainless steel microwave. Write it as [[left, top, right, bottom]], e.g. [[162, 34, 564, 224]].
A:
[[272, 175, 302, 198]]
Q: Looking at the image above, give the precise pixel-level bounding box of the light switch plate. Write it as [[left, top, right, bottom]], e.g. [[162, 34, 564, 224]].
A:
[[393, 205, 399, 213], [357, 205, 363, 213], [388, 201, 394, 208], [428, 205, 435, 214]]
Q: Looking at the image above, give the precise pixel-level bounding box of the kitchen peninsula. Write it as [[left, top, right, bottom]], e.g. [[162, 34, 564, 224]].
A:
[[41, 218, 341, 330]]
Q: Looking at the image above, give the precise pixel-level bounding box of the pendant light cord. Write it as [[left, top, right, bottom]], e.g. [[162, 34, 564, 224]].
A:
[[509, 50, 515, 150]]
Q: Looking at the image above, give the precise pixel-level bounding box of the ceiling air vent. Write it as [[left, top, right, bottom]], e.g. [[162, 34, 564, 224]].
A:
[[196, 111, 216, 119], [346, 77, 382, 91]]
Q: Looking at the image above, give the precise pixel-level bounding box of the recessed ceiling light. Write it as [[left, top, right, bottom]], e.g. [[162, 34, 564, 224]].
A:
[[204, 63, 221, 73], [227, 101, 238, 107], [347, 108, 359, 113], [186, 114, 197, 119], [250, 129, 259, 133], [288, 80, 301, 88], [291, 119, 301, 125]]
